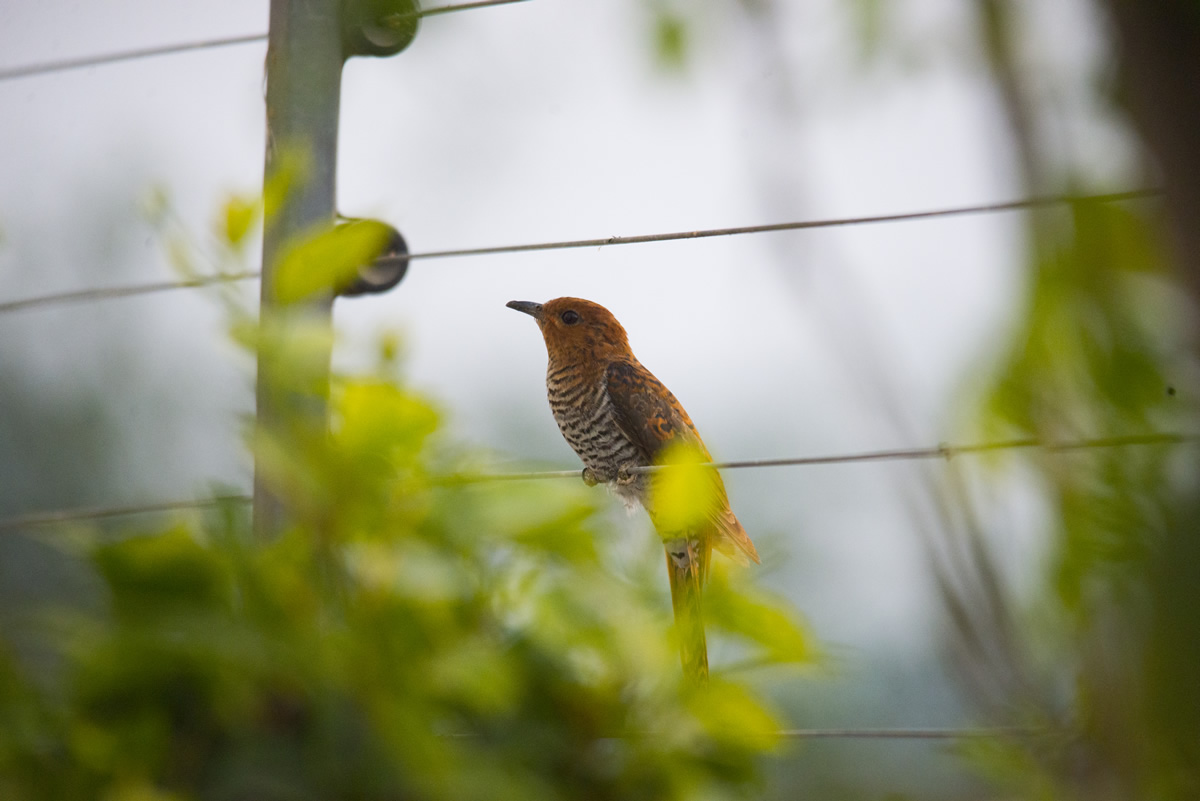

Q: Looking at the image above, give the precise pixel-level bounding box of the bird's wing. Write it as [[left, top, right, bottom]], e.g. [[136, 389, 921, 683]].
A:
[[604, 361, 760, 566], [604, 360, 711, 683], [603, 360, 708, 462]]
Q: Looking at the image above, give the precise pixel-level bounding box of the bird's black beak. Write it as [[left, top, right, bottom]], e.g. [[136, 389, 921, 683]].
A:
[[506, 300, 544, 319]]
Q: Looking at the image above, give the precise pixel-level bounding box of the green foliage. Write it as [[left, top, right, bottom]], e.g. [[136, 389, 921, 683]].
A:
[[981, 201, 1185, 613], [961, 197, 1200, 798], [704, 571, 812, 666], [653, 11, 689, 70], [262, 151, 308, 224], [649, 442, 720, 533], [273, 220, 394, 303], [221, 197, 257, 248], [0, 205, 811, 799]]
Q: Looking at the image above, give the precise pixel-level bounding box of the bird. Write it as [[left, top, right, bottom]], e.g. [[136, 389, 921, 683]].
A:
[[507, 297, 759, 682]]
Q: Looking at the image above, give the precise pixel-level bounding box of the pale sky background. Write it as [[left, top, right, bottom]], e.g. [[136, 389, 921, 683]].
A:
[[0, 0, 1121, 787]]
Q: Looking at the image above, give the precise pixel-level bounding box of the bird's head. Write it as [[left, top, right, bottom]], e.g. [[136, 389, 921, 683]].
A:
[[506, 297, 631, 364]]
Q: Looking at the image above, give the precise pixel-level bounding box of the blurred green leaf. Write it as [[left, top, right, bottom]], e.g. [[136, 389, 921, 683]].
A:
[[649, 442, 720, 533], [0, 189, 812, 801], [262, 150, 307, 222], [334, 380, 439, 466], [92, 527, 231, 619], [653, 10, 688, 69], [221, 194, 258, 247], [706, 569, 814, 665], [691, 678, 782, 752], [961, 191, 1200, 799], [274, 219, 392, 304]]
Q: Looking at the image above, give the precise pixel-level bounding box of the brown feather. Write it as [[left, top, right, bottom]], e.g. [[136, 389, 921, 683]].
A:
[[510, 297, 760, 682], [713, 507, 760, 565], [605, 359, 758, 566], [665, 539, 709, 684]]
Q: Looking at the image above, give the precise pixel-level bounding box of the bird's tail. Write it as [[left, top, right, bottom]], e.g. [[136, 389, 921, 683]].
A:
[[713, 506, 760, 565], [665, 537, 708, 685]]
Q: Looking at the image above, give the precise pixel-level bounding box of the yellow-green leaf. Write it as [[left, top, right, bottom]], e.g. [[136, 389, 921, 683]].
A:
[[274, 220, 392, 304], [649, 441, 718, 533], [222, 195, 258, 246]]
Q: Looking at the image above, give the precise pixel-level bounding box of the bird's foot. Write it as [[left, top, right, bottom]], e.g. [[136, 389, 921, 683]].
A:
[[581, 467, 600, 487], [616, 464, 638, 486]]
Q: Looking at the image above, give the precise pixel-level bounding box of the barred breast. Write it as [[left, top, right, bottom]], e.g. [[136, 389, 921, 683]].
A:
[[545, 360, 646, 505]]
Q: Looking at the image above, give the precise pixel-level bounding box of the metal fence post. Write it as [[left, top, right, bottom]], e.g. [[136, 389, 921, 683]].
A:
[[254, 0, 344, 540]]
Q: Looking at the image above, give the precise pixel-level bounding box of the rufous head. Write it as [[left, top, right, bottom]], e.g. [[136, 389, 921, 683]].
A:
[[506, 297, 631, 363]]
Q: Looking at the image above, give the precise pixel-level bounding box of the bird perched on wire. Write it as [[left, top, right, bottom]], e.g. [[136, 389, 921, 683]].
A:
[[507, 297, 759, 683]]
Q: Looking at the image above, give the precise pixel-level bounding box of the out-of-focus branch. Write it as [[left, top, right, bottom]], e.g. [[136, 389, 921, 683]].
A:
[[976, 0, 1043, 189], [1097, 1, 1200, 782], [1103, 0, 1200, 303]]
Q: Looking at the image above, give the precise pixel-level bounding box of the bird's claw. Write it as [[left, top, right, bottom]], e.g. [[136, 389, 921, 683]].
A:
[[616, 465, 637, 486], [581, 467, 600, 487]]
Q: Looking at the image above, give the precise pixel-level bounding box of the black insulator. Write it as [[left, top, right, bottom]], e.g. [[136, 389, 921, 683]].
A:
[[339, 221, 409, 297]]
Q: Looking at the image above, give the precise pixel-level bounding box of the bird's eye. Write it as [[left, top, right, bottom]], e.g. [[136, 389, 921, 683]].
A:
[[560, 310, 581, 325]]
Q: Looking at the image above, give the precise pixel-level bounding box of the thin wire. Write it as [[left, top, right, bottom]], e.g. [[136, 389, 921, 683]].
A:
[[0, 189, 1160, 316], [2, 432, 1191, 532], [0, 0, 530, 83], [443, 725, 1039, 741], [465, 468, 584, 482], [775, 727, 1039, 740], [456, 432, 1196, 482], [0, 33, 267, 82], [0, 273, 259, 315], [417, 0, 530, 17], [383, 188, 1160, 264], [0, 495, 250, 533]]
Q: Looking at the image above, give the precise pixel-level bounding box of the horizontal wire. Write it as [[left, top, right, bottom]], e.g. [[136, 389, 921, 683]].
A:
[[0, 0, 530, 83], [466, 468, 585, 482], [639, 431, 1199, 473], [445, 726, 1041, 741], [436, 724, 1036, 743], [0, 33, 267, 82], [0, 273, 259, 315], [0, 495, 250, 533], [775, 726, 1039, 740], [383, 188, 1160, 264], [7, 432, 1189, 531], [0, 189, 1160, 317], [453, 432, 1196, 483], [417, 0, 531, 17]]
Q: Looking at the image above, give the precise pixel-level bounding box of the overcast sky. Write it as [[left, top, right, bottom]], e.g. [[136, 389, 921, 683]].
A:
[[0, 1, 1120, 744]]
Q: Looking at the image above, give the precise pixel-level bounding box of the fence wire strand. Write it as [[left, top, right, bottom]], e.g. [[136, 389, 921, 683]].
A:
[[383, 188, 1159, 264], [0, 0, 530, 83], [0, 273, 260, 315], [417, 0, 530, 17], [0, 33, 267, 82], [0, 189, 1161, 316], [3, 432, 1191, 531], [0, 495, 250, 533], [775, 726, 1040, 740]]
